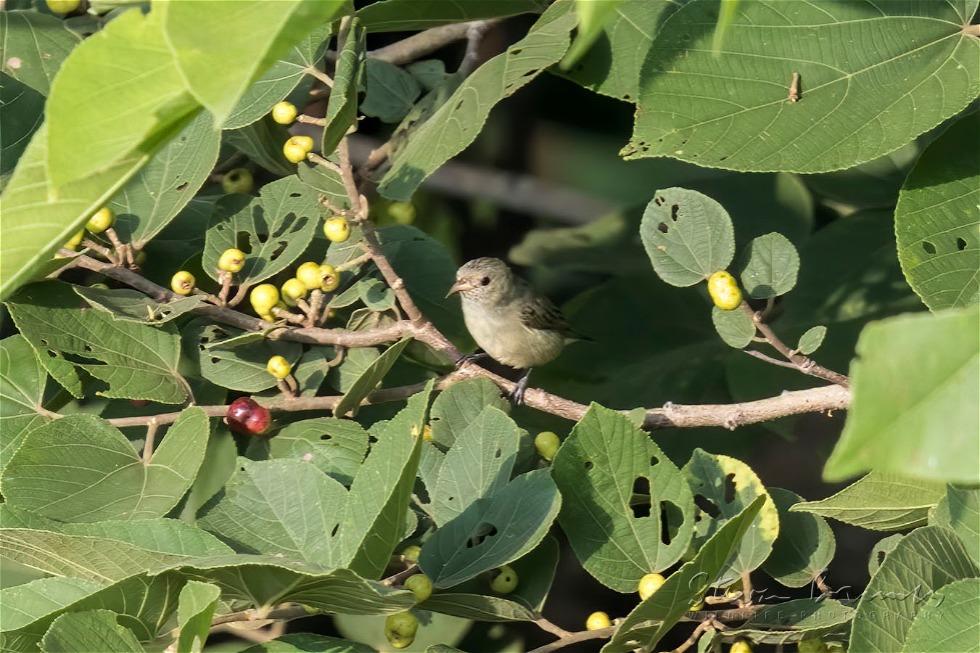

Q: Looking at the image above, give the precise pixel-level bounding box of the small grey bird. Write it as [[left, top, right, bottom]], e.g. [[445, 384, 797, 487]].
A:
[[446, 257, 581, 404]]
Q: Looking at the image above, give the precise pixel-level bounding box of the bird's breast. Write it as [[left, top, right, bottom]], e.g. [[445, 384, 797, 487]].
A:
[[461, 299, 564, 369]]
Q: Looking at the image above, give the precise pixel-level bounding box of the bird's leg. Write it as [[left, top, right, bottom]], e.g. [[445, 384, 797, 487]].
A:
[[455, 350, 488, 368], [510, 369, 532, 406]]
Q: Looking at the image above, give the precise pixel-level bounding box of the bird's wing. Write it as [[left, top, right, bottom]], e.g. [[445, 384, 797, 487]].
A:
[[518, 292, 575, 337]]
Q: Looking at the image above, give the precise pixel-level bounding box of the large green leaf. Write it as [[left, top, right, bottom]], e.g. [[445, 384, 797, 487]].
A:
[[428, 378, 509, 448], [792, 472, 946, 532], [0, 335, 49, 475], [7, 282, 190, 403], [601, 496, 765, 653], [241, 634, 375, 653], [683, 449, 779, 587], [224, 118, 295, 176], [321, 19, 365, 157], [761, 488, 835, 588], [825, 307, 979, 484], [203, 176, 321, 285], [739, 232, 799, 299], [109, 110, 222, 247], [40, 610, 143, 653], [184, 320, 303, 394], [263, 417, 369, 485], [334, 338, 412, 417], [624, 0, 980, 172], [361, 59, 422, 124], [901, 578, 980, 653], [895, 112, 979, 311], [850, 526, 979, 653], [931, 484, 980, 567], [162, 0, 348, 125], [75, 286, 205, 325], [378, 2, 576, 200], [176, 581, 221, 653], [0, 577, 107, 634], [0, 10, 80, 95], [2, 409, 208, 522], [552, 403, 695, 592], [0, 74, 45, 182], [722, 599, 854, 646], [356, 0, 546, 32]]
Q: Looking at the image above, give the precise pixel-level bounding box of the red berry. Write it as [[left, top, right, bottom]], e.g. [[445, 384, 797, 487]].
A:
[[226, 397, 271, 435]]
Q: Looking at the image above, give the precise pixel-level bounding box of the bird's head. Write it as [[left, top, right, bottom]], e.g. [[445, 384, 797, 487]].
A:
[[446, 257, 513, 303]]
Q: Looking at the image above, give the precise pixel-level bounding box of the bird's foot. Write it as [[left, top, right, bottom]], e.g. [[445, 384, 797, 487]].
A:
[[509, 371, 531, 406], [455, 351, 488, 368]]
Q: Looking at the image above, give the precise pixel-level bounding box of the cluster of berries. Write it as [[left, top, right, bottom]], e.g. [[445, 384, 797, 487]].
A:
[[62, 207, 116, 252]]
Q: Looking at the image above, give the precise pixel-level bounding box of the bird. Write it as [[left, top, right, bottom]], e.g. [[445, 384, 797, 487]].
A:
[[446, 257, 582, 405]]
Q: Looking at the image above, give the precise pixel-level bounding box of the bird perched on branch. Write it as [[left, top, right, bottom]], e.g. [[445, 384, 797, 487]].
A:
[[447, 257, 584, 405]]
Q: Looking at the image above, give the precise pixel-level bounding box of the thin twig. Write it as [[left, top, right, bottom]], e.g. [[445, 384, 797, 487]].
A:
[[296, 114, 326, 127], [81, 238, 117, 263], [218, 271, 232, 306], [526, 626, 616, 653], [141, 419, 159, 463], [672, 620, 713, 653], [533, 617, 573, 639], [382, 564, 419, 587], [743, 349, 799, 371], [307, 151, 343, 175], [304, 66, 333, 87], [368, 20, 501, 66]]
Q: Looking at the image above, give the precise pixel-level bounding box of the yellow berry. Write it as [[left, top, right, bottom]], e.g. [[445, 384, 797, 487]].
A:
[[295, 262, 323, 290], [170, 271, 195, 296], [46, 0, 80, 14], [404, 574, 433, 602], [289, 135, 314, 153], [85, 207, 115, 234], [586, 611, 611, 631], [730, 641, 753, 653], [62, 229, 85, 251], [401, 545, 421, 563], [271, 101, 297, 125], [489, 565, 518, 594], [217, 248, 246, 273], [266, 355, 292, 380], [283, 142, 308, 164], [281, 278, 308, 306], [259, 312, 275, 322], [323, 215, 351, 243], [250, 284, 280, 314], [534, 431, 561, 461], [638, 572, 666, 601], [221, 168, 254, 194], [707, 270, 742, 311], [319, 264, 340, 292], [798, 639, 829, 653]]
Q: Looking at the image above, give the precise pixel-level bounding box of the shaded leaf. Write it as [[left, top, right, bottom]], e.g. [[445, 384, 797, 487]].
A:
[[184, 320, 303, 394], [356, 0, 545, 32], [265, 417, 369, 485], [40, 610, 142, 653], [0, 335, 49, 475], [362, 59, 422, 123], [334, 338, 411, 417], [561, 0, 624, 69], [931, 484, 980, 567], [901, 578, 980, 653], [321, 20, 365, 156], [0, 74, 45, 182], [796, 326, 826, 355], [723, 599, 854, 646], [75, 286, 205, 324], [868, 533, 904, 578], [762, 488, 835, 588], [0, 11, 80, 95], [241, 633, 375, 653], [712, 305, 754, 349], [739, 232, 799, 299], [429, 377, 509, 448], [224, 118, 295, 176]]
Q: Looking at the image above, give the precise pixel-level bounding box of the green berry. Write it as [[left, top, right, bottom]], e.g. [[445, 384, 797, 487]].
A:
[[46, 0, 80, 14], [489, 565, 518, 594], [384, 612, 418, 639], [62, 229, 85, 251], [404, 574, 433, 602], [798, 639, 828, 653], [534, 431, 561, 461], [295, 261, 323, 290], [221, 168, 254, 194], [401, 545, 421, 563], [319, 263, 340, 292]]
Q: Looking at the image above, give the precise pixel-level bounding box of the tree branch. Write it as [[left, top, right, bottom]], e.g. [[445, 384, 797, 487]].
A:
[[369, 20, 501, 66]]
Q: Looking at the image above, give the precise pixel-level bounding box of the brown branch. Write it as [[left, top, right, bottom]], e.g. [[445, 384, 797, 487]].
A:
[[527, 626, 615, 653], [369, 20, 501, 66], [672, 620, 714, 653], [533, 617, 573, 639], [382, 564, 419, 587]]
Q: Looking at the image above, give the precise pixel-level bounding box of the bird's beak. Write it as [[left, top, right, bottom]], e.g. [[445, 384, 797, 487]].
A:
[[446, 279, 470, 298]]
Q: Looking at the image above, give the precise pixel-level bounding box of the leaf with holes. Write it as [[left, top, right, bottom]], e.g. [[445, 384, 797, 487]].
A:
[[362, 59, 422, 123], [682, 449, 779, 587], [40, 610, 143, 653], [712, 305, 755, 349], [561, 0, 623, 69], [175, 581, 220, 653], [321, 20, 365, 157], [183, 320, 303, 393], [263, 418, 369, 485], [895, 112, 979, 311], [930, 485, 980, 567], [0, 11, 80, 96], [108, 110, 221, 247], [432, 406, 521, 526], [722, 599, 854, 647], [825, 307, 979, 484], [796, 326, 826, 355], [75, 286, 205, 325], [739, 232, 799, 299], [850, 526, 979, 653], [203, 176, 321, 285], [640, 188, 735, 287], [902, 578, 980, 653], [378, 2, 576, 201], [0, 335, 49, 476], [792, 472, 946, 532], [420, 468, 561, 588], [1, 409, 208, 523], [602, 496, 765, 653], [333, 338, 412, 417], [868, 533, 904, 577], [762, 488, 836, 588], [552, 403, 694, 592], [429, 378, 509, 448], [6, 282, 190, 403], [624, 0, 980, 173]]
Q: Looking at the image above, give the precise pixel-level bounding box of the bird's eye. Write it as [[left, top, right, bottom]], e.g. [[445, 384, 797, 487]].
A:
[[480, 276, 491, 286]]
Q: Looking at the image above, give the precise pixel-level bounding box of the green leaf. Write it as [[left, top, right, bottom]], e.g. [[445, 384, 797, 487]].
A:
[[640, 188, 735, 287], [407, 60, 447, 91], [109, 110, 222, 247], [552, 403, 695, 592], [181, 419, 236, 521], [561, 0, 624, 70], [796, 326, 826, 355], [240, 634, 376, 653], [224, 118, 295, 176], [601, 496, 766, 653], [334, 338, 412, 417], [342, 382, 432, 578], [429, 378, 509, 448], [931, 485, 980, 567], [225, 24, 330, 130], [792, 472, 946, 532], [321, 19, 365, 156], [868, 533, 904, 577], [184, 320, 303, 394], [0, 335, 49, 475], [433, 406, 521, 526], [0, 11, 80, 95], [420, 468, 561, 588], [712, 305, 755, 349], [203, 176, 322, 285], [356, 0, 545, 32], [683, 449, 779, 587], [7, 281, 190, 403], [378, 2, 576, 200], [176, 581, 221, 653], [75, 286, 205, 324], [0, 577, 106, 634], [624, 0, 980, 172], [2, 409, 208, 522], [0, 74, 45, 182], [362, 59, 422, 123], [265, 417, 369, 485], [162, 0, 348, 126], [47, 8, 196, 189], [56, 518, 233, 558], [357, 278, 396, 312], [850, 526, 979, 653], [422, 536, 559, 621], [722, 598, 854, 646], [40, 610, 143, 653], [761, 488, 835, 588], [739, 232, 800, 299], [199, 458, 348, 565], [825, 307, 980, 484], [902, 578, 980, 653], [895, 112, 980, 311], [297, 159, 350, 210]]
